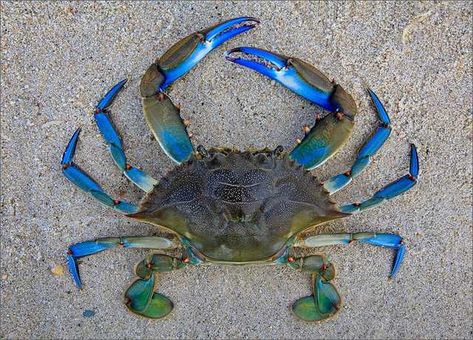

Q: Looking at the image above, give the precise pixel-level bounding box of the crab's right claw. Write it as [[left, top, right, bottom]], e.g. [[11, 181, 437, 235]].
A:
[[225, 47, 357, 170], [142, 17, 259, 93], [225, 47, 352, 112]]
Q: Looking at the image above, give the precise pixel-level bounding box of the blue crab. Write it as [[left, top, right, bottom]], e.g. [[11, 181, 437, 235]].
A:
[[62, 17, 419, 321]]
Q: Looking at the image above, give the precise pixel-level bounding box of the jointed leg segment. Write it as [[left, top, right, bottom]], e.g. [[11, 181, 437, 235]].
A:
[[323, 89, 392, 194], [93, 79, 158, 192], [339, 144, 419, 214], [295, 232, 406, 278], [61, 129, 139, 214], [66, 235, 198, 319], [66, 236, 178, 289]]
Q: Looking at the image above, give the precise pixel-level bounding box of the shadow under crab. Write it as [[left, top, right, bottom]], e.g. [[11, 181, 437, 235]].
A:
[[61, 17, 419, 321]]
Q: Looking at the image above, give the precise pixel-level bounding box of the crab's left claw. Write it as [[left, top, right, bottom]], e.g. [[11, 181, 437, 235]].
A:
[[225, 47, 357, 170], [149, 17, 260, 92], [225, 47, 339, 111], [140, 17, 259, 164]]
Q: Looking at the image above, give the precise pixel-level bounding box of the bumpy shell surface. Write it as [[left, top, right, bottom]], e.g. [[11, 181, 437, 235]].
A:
[[129, 150, 345, 262]]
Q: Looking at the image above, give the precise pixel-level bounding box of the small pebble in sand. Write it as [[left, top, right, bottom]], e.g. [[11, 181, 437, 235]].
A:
[[51, 264, 65, 276], [83, 310, 96, 318]]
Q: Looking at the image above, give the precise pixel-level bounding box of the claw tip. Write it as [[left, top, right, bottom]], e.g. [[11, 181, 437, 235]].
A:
[[223, 49, 238, 61]]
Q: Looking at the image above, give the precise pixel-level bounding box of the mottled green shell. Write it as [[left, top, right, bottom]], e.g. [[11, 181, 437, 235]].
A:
[[130, 150, 345, 262]]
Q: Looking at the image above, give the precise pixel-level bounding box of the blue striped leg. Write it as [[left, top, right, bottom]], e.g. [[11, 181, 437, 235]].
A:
[[339, 144, 419, 214], [61, 129, 139, 214], [323, 89, 392, 194], [66, 236, 177, 289], [296, 232, 406, 278], [95, 79, 157, 192]]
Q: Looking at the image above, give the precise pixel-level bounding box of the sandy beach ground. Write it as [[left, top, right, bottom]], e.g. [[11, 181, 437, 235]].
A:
[[1, 2, 472, 338]]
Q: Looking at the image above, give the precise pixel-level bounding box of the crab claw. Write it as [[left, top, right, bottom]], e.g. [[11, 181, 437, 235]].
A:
[[225, 47, 358, 170], [156, 17, 259, 91], [224, 47, 340, 112]]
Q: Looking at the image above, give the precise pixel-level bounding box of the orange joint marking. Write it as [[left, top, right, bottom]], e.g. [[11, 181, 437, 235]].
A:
[[182, 257, 190, 264], [146, 263, 153, 269], [408, 174, 416, 180], [157, 92, 165, 102], [125, 164, 132, 171], [288, 256, 295, 263], [62, 163, 70, 170], [183, 119, 191, 126], [354, 202, 361, 207], [335, 112, 345, 121], [196, 32, 206, 42], [188, 132, 194, 139], [67, 249, 73, 255], [302, 125, 311, 134], [113, 200, 121, 206], [344, 170, 352, 177], [321, 263, 328, 270]]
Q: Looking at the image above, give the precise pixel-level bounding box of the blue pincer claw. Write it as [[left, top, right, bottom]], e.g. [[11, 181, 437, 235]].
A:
[[204, 17, 260, 49], [157, 17, 259, 91], [224, 46, 337, 111]]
